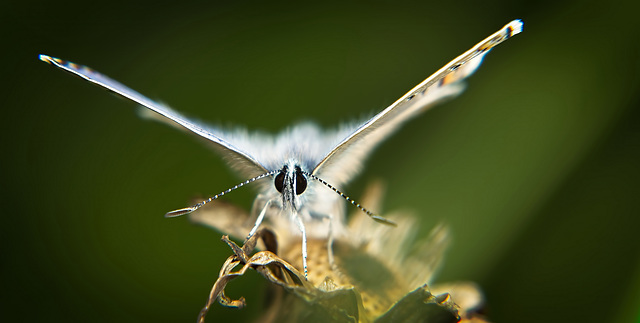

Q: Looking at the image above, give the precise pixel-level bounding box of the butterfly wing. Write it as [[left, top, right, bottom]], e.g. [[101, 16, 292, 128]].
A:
[[312, 20, 523, 186], [39, 55, 269, 177]]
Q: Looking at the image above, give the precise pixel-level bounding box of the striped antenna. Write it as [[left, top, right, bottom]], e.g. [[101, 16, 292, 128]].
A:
[[165, 170, 277, 217], [303, 172, 396, 226]]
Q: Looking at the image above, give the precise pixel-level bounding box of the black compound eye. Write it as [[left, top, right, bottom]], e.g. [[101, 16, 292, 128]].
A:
[[295, 167, 307, 195], [274, 170, 285, 193]]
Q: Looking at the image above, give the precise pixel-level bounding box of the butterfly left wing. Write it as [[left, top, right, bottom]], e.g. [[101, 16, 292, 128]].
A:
[[39, 55, 269, 178], [312, 20, 523, 186]]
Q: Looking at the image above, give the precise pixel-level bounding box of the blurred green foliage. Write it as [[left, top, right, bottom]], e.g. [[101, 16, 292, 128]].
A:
[[2, 0, 638, 322]]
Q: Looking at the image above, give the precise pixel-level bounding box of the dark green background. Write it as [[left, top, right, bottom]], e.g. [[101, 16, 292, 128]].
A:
[[3, 0, 639, 322]]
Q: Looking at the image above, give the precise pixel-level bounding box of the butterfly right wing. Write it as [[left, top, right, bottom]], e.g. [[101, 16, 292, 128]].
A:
[[311, 20, 523, 187], [39, 55, 269, 177]]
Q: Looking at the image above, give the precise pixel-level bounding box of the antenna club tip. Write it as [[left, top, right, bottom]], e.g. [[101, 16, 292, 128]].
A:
[[372, 215, 397, 227], [165, 207, 196, 218]]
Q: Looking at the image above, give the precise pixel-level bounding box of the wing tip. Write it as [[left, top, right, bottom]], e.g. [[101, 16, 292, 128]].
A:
[[507, 19, 524, 37], [39, 54, 67, 69], [39, 54, 55, 64]]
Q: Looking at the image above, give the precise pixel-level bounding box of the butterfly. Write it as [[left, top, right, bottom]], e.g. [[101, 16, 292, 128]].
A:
[[40, 20, 522, 278]]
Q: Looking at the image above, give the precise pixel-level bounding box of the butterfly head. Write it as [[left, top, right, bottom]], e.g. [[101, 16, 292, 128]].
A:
[[274, 163, 308, 211]]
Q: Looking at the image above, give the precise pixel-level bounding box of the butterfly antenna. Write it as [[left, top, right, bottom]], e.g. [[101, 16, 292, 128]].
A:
[[165, 170, 278, 218], [304, 172, 396, 226]]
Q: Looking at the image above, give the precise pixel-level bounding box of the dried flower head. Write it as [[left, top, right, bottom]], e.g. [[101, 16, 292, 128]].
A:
[[191, 182, 487, 322]]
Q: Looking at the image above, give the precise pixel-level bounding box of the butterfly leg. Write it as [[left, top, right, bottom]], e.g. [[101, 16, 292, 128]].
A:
[[294, 213, 309, 279], [317, 213, 336, 269], [245, 199, 272, 243], [327, 216, 338, 270], [248, 194, 268, 220]]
